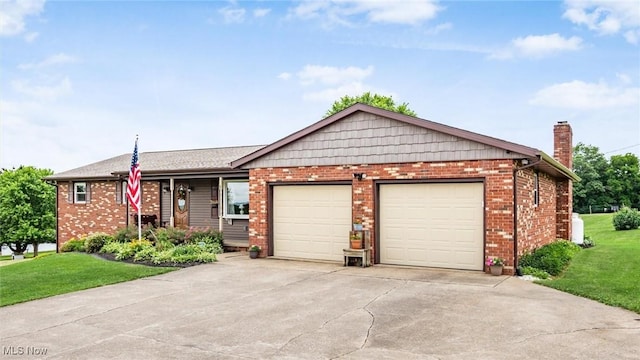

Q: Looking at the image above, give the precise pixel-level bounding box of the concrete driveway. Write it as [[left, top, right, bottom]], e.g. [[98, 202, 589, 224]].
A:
[[1, 254, 639, 359]]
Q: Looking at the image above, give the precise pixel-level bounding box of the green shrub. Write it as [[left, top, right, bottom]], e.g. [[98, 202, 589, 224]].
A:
[[100, 241, 126, 255], [151, 244, 218, 264], [612, 207, 640, 231], [84, 233, 114, 253], [115, 239, 153, 260], [186, 227, 224, 248], [113, 226, 138, 242], [520, 266, 550, 279], [581, 235, 596, 248], [133, 246, 158, 262], [155, 227, 187, 245], [60, 239, 85, 252], [519, 240, 581, 276]]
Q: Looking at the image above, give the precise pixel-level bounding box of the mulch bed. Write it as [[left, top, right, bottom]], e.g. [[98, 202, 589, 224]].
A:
[[92, 253, 207, 268]]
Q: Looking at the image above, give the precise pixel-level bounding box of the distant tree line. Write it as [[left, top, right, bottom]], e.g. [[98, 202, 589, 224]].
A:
[[573, 143, 640, 214]]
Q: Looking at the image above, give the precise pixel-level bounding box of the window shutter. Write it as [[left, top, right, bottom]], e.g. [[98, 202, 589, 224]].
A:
[[115, 181, 122, 204], [67, 182, 73, 203], [86, 182, 91, 203]]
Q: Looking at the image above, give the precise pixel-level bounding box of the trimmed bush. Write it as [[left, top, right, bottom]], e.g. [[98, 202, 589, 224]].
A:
[[60, 239, 85, 252], [612, 207, 640, 231], [84, 233, 113, 253], [519, 240, 581, 276]]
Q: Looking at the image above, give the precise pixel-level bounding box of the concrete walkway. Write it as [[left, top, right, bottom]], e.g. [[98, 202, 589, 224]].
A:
[[1, 253, 638, 359]]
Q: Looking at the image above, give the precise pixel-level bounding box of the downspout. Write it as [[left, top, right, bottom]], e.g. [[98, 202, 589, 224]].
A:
[[513, 157, 542, 273]]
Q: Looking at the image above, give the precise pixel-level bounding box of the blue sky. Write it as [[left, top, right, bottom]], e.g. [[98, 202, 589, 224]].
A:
[[2, 0, 639, 173]]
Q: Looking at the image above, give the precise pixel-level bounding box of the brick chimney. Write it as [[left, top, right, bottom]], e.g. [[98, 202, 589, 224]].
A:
[[554, 121, 573, 169], [554, 121, 573, 241]]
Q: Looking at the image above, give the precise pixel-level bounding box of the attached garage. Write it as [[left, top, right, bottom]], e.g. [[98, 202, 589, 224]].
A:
[[379, 182, 484, 270], [272, 185, 351, 262]]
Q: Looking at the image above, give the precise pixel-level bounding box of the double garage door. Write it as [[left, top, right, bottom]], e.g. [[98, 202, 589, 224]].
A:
[[272, 183, 483, 270]]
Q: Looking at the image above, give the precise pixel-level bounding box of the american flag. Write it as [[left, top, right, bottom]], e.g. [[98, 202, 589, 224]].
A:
[[126, 138, 141, 213]]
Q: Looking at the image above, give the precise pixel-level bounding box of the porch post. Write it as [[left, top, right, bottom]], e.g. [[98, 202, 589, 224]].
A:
[[169, 178, 175, 227], [218, 177, 224, 232]]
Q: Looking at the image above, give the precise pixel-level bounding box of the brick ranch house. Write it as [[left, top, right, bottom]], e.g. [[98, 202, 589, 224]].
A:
[[48, 104, 578, 274]]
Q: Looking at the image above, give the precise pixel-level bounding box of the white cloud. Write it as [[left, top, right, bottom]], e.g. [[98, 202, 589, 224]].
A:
[[425, 22, 452, 35], [253, 8, 271, 18], [277, 72, 292, 80], [284, 64, 380, 102], [563, 0, 640, 44], [490, 33, 582, 59], [297, 65, 374, 86], [18, 53, 78, 70], [0, 0, 45, 36], [11, 77, 73, 100], [616, 72, 632, 84], [512, 33, 583, 57], [624, 29, 640, 44], [530, 80, 640, 109], [289, 0, 441, 26], [219, 6, 245, 24], [24, 31, 38, 42]]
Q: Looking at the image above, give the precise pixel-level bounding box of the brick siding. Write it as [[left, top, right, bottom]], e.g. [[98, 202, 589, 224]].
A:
[[249, 160, 518, 271], [57, 180, 160, 246]]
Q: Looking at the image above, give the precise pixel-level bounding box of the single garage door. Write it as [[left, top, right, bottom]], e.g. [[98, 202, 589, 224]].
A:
[[379, 182, 484, 270], [273, 185, 351, 262]]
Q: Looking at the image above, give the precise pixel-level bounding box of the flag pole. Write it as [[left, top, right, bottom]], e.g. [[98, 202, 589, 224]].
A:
[[136, 136, 142, 241]]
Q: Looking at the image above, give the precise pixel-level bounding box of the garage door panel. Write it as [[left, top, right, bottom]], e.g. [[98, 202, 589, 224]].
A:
[[380, 183, 483, 270], [274, 185, 351, 262]]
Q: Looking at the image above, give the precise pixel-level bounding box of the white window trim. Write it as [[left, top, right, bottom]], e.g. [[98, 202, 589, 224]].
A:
[[122, 181, 128, 205], [223, 179, 249, 219], [75, 182, 87, 204]]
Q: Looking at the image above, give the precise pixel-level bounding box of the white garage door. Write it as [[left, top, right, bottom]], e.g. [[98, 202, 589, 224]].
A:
[[273, 185, 351, 262], [380, 183, 484, 270]]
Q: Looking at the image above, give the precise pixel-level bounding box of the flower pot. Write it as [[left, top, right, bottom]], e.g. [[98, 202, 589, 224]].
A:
[[350, 239, 361, 249], [490, 265, 503, 276], [249, 250, 259, 259]]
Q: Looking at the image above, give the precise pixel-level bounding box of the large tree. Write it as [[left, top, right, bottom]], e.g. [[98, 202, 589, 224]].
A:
[[606, 153, 640, 208], [572, 143, 610, 213], [325, 92, 417, 117], [0, 166, 55, 256]]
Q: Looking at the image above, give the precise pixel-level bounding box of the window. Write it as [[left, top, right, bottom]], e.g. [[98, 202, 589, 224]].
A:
[[223, 180, 249, 219], [122, 181, 128, 204], [74, 182, 87, 203], [533, 172, 540, 207]]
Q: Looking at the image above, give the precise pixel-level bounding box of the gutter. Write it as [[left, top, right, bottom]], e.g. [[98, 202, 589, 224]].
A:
[[539, 152, 581, 182], [512, 157, 543, 272]]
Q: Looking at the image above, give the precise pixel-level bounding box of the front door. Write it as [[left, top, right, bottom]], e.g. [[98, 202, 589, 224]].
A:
[[174, 183, 189, 228]]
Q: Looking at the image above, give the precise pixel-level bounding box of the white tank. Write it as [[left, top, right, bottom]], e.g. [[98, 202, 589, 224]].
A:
[[572, 213, 584, 245]]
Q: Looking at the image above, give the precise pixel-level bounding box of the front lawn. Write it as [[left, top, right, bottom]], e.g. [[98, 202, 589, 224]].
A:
[[539, 214, 640, 313], [0, 253, 176, 307]]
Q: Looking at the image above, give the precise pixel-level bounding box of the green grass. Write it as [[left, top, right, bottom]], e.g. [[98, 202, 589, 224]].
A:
[[0, 253, 176, 307], [0, 250, 56, 261], [539, 214, 640, 313]]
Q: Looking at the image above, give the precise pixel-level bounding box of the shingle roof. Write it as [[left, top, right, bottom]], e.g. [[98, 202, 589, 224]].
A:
[[47, 145, 264, 180]]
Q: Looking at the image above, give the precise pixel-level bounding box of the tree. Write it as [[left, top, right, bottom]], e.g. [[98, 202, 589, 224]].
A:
[[572, 143, 610, 213], [325, 92, 417, 117], [0, 166, 55, 256], [606, 153, 640, 208]]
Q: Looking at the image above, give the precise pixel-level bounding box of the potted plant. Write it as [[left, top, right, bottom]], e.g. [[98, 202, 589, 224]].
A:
[[349, 233, 362, 249], [248, 245, 261, 259], [486, 257, 504, 276]]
